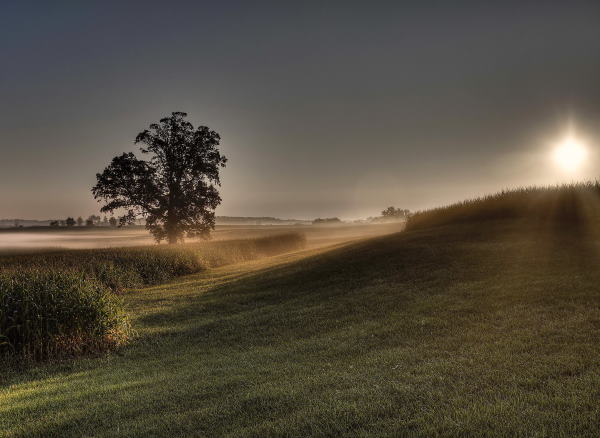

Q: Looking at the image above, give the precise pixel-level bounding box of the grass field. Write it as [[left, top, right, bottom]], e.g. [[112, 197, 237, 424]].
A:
[[2, 217, 599, 437]]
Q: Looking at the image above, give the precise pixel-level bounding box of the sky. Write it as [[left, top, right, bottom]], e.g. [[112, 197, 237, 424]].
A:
[[1, 1, 600, 220]]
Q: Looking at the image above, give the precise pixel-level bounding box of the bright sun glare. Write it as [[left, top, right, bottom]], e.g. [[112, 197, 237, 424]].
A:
[[553, 136, 587, 172]]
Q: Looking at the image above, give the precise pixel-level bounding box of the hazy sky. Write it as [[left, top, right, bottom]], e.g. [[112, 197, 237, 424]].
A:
[[2, 1, 600, 220]]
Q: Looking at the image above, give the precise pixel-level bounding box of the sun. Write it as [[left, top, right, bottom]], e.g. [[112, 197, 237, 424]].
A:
[[553, 136, 587, 172]]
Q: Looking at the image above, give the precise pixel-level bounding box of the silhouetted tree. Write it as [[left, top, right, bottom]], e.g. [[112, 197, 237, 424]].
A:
[[109, 216, 118, 227], [76, 216, 84, 227], [49, 220, 59, 227], [92, 112, 227, 244], [66, 217, 76, 227]]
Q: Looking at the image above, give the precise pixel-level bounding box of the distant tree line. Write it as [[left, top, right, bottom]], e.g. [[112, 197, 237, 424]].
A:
[[312, 217, 342, 225], [359, 206, 411, 224], [49, 215, 119, 228], [381, 206, 410, 219], [311, 208, 411, 225]]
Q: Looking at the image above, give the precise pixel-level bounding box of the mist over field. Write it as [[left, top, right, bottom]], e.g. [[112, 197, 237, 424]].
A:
[[0, 229, 154, 251], [0, 223, 404, 254]]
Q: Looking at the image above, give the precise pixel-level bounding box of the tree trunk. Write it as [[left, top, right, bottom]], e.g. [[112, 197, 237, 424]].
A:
[[167, 232, 178, 245], [165, 213, 178, 244]]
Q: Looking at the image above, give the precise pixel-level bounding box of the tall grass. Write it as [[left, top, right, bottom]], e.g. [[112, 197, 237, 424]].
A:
[[0, 232, 306, 361], [0, 246, 203, 292], [0, 269, 130, 360], [406, 182, 600, 230], [0, 232, 307, 292]]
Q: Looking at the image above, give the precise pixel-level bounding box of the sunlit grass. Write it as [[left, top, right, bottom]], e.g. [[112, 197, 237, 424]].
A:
[[407, 181, 600, 231], [0, 233, 306, 362], [0, 233, 307, 292]]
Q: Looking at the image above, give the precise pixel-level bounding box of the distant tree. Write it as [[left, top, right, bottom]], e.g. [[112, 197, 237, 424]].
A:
[[102, 216, 109, 226], [92, 112, 227, 244], [66, 217, 76, 227], [312, 217, 342, 225], [87, 215, 101, 226], [109, 216, 118, 227], [77, 216, 84, 227], [381, 207, 410, 219], [49, 220, 60, 227]]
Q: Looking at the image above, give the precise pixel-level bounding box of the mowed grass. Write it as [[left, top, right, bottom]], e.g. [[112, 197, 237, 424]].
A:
[[2, 219, 600, 437]]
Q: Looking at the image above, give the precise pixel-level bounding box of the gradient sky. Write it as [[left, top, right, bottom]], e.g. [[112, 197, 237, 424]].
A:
[[2, 1, 600, 220]]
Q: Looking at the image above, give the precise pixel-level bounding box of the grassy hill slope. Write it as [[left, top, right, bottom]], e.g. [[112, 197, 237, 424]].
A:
[[2, 217, 600, 437]]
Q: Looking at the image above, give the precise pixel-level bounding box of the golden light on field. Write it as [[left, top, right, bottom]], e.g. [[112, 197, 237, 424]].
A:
[[552, 136, 587, 173]]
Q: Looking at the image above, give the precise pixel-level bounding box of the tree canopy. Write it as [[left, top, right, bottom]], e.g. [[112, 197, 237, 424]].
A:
[[92, 112, 227, 243]]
